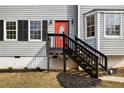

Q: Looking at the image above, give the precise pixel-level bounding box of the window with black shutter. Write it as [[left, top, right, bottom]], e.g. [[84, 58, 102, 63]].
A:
[[0, 20, 4, 41], [30, 20, 41, 40], [6, 21, 16, 40], [18, 20, 28, 41]]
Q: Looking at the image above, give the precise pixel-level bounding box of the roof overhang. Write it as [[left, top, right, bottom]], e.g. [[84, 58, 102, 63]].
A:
[[84, 9, 124, 16]]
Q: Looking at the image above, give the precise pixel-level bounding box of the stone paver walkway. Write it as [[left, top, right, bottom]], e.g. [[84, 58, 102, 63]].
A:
[[99, 76, 124, 83]]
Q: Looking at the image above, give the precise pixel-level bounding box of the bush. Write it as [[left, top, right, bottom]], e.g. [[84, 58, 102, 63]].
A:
[[36, 67, 41, 71], [8, 67, 14, 71], [23, 67, 28, 72]]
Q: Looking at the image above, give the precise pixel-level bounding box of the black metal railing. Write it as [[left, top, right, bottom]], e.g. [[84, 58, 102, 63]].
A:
[[64, 34, 99, 78], [48, 33, 108, 78], [75, 36, 108, 73], [48, 34, 64, 53]]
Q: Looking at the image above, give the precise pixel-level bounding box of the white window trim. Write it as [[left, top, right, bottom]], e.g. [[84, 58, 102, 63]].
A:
[[104, 13, 122, 38], [28, 20, 42, 41], [96, 12, 100, 51], [85, 13, 96, 39], [78, 5, 80, 38], [4, 20, 18, 41]]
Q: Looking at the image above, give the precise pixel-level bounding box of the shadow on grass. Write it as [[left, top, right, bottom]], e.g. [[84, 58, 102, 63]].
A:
[[57, 70, 101, 88]]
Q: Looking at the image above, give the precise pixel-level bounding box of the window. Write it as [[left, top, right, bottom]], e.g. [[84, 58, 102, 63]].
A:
[[6, 21, 16, 40], [86, 15, 95, 37], [105, 14, 120, 36], [30, 21, 41, 40]]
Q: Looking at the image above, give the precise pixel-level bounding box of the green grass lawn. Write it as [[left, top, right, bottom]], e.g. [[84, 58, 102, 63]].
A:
[[0, 71, 124, 88]]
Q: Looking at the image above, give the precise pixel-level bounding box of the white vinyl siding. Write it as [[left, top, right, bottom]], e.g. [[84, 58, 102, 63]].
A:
[[0, 5, 77, 57], [80, 7, 97, 49], [84, 13, 97, 49], [0, 42, 46, 57], [100, 13, 124, 55], [85, 38, 96, 49], [80, 6, 124, 53]]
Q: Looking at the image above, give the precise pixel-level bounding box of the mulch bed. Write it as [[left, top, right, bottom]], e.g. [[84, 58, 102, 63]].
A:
[[57, 71, 101, 88]]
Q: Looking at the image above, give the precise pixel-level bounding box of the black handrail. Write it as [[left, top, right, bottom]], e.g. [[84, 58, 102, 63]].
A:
[[64, 34, 99, 71], [75, 36, 108, 72], [48, 33, 108, 78], [48, 33, 64, 53], [75, 36, 106, 57]]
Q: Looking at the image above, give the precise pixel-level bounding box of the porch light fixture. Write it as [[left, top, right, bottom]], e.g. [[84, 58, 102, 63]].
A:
[[49, 20, 52, 24], [71, 19, 74, 25]]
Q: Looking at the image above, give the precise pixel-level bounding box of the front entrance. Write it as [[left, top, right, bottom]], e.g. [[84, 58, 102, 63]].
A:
[[55, 21, 69, 48]]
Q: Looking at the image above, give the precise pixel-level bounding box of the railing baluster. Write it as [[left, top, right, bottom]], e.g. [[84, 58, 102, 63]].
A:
[[75, 36, 108, 74], [105, 56, 108, 74], [48, 34, 107, 78], [53, 36, 55, 49]]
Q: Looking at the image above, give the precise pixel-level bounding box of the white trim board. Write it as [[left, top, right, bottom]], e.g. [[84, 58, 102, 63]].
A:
[[78, 5, 80, 38], [84, 10, 124, 16], [96, 12, 100, 51]]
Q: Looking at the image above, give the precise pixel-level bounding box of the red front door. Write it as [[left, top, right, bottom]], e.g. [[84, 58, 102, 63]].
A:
[[55, 21, 69, 48]]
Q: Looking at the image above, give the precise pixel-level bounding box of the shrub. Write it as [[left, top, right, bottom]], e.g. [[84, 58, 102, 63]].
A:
[[23, 67, 28, 72], [36, 67, 41, 71], [8, 67, 14, 71]]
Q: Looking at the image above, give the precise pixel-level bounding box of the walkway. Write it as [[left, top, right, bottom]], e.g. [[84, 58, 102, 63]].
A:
[[99, 76, 124, 83]]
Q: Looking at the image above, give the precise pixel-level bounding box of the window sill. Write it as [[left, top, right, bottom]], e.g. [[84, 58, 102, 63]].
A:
[[4, 39, 17, 41], [85, 36, 95, 39], [29, 40, 42, 42], [104, 36, 121, 39]]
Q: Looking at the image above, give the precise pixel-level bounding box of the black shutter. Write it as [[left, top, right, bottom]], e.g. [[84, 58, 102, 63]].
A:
[[18, 20, 28, 41], [42, 20, 48, 41], [0, 20, 4, 41]]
